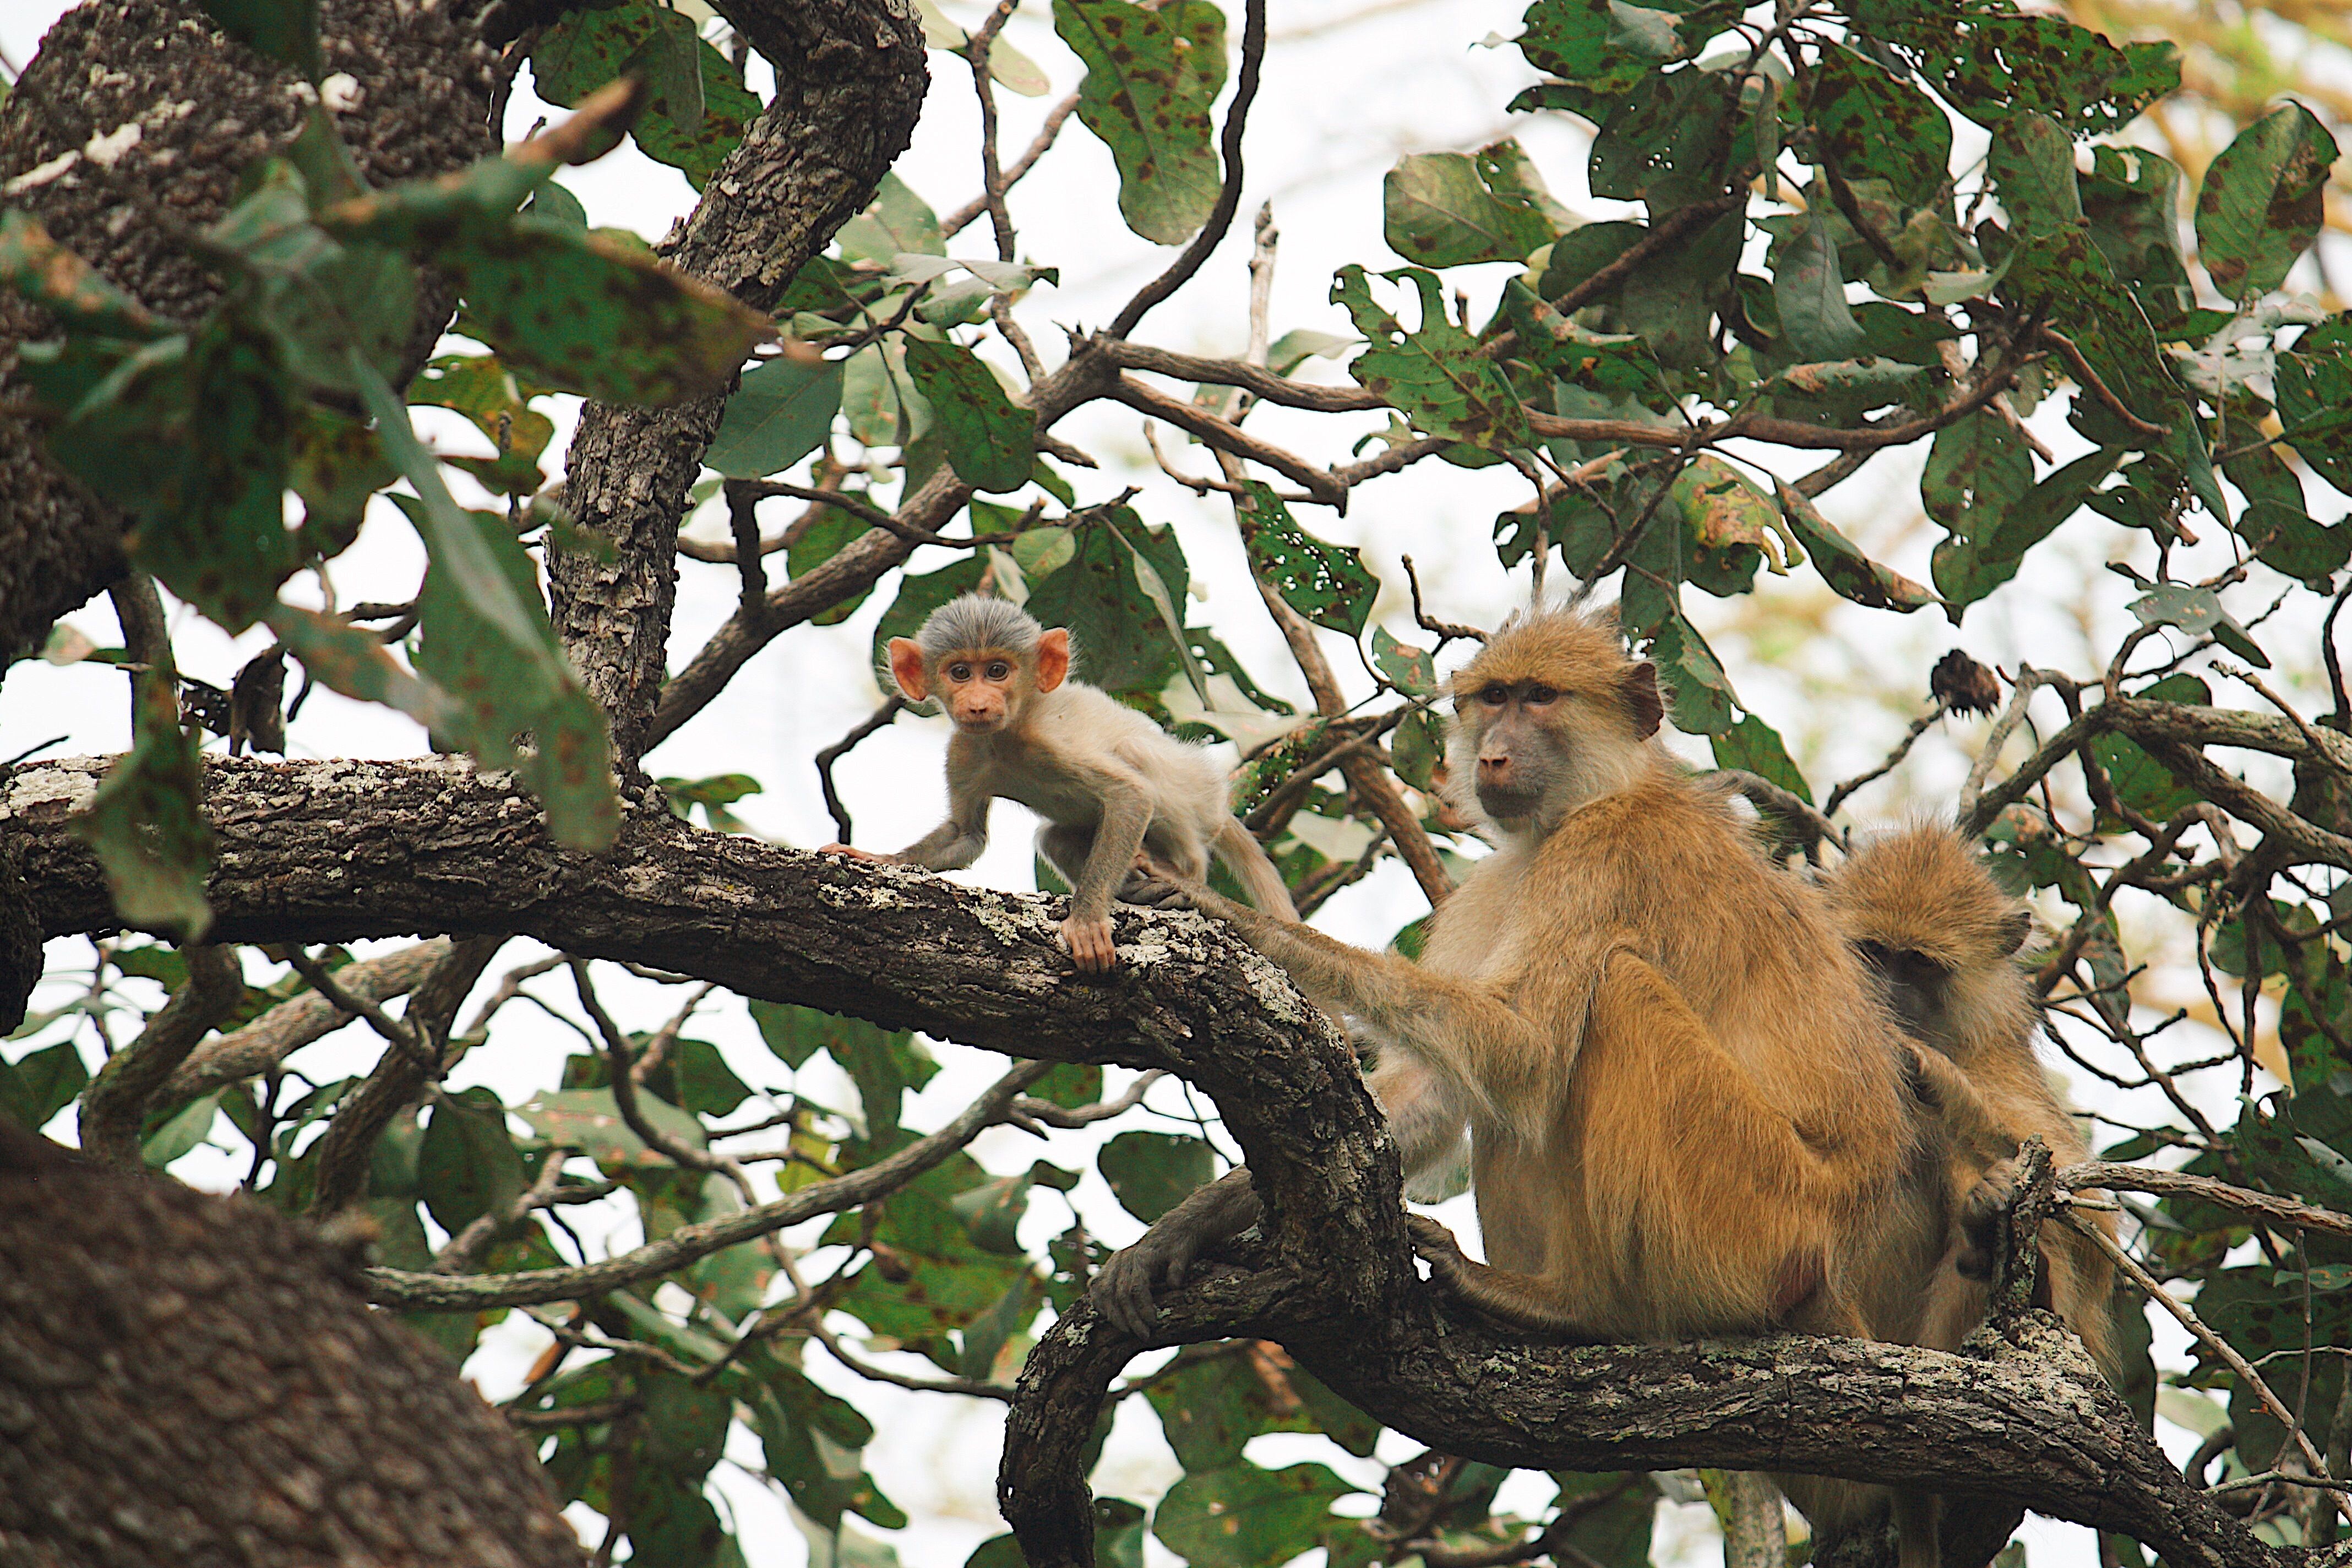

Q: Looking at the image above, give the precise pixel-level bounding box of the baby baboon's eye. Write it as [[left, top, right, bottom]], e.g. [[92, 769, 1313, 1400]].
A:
[[949, 662, 973, 683], [987, 661, 1011, 680]]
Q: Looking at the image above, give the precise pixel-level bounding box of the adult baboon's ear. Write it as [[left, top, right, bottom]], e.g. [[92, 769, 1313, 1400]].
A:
[[886, 638, 930, 701], [1621, 662, 1664, 740], [1997, 910, 2033, 956]]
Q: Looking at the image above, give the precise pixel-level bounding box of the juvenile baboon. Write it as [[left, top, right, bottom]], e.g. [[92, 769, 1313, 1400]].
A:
[[825, 595, 1294, 972]]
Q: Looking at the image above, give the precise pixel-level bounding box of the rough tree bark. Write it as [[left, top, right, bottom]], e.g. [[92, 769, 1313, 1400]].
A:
[[0, 1118, 581, 1567], [545, 0, 928, 766], [0, 0, 498, 666], [0, 752, 2293, 1568]]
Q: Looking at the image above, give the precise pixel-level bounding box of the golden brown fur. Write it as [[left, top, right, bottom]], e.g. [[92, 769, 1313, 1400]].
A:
[[1097, 609, 1967, 1566], [1823, 825, 2119, 1376]]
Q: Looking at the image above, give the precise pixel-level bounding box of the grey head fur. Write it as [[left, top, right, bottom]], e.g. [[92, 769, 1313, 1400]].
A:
[[918, 595, 1046, 661]]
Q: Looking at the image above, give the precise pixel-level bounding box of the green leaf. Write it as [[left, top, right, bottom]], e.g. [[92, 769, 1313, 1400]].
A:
[[2081, 146, 2192, 322], [1710, 715, 1812, 802], [1152, 1462, 1350, 1568], [287, 405, 395, 558], [1333, 264, 1528, 451], [1518, 0, 1672, 92], [1919, 14, 2177, 132], [409, 353, 556, 467], [835, 172, 949, 264], [831, 1025, 939, 1142], [1097, 1130, 1214, 1222], [1390, 708, 1447, 791], [0, 211, 169, 340], [1989, 110, 2086, 236], [1024, 510, 1193, 698], [398, 484, 617, 850], [2128, 583, 2269, 667], [1588, 67, 1740, 210], [900, 339, 1033, 493], [668, 1037, 754, 1118], [198, 0, 320, 77], [142, 1090, 223, 1169], [0, 1040, 91, 1130], [266, 606, 438, 726], [1370, 627, 1437, 694], [1644, 607, 1735, 734], [2275, 333, 2352, 494], [515, 1085, 706, 1168], [123, 315, 300, 634], [707, 354, 846, 479], [2240, 502, 2350, 586], [1239, 482, 1376, 636], [1055, 0, 1228, 244], [323, 161, 774, 404], [1776, 481, 1937, 612], [420, 1085, 527, 1233], [747, 1001, 888, 1075], [1772, 213, 1869, 361], [1382, 141, 1566, 267], [531, 1, 756, 188], [72, 674, 215, 940], [1810, 44, 1951, 212], [2195, 102, 2340, 302]]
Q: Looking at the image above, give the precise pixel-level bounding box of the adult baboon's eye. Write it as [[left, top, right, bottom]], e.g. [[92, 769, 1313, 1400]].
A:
[[1526, 685, 1559, 705], [1480, 684, 1510, 706]]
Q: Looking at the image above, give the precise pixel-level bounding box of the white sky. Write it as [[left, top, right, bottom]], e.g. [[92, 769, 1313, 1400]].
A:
[[4, 1, 2343, 1565]]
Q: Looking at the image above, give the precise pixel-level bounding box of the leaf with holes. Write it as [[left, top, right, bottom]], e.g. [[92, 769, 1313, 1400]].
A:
[[1333, 264, 1527, 451], [1240, 482, 1375, 636], [902, 338, 1032, 493], [1055, 0, 1228, 245], [1915, 14, 2176, 133], [1645, 607, 1737, 734], [2196, 103, 2339, 302]]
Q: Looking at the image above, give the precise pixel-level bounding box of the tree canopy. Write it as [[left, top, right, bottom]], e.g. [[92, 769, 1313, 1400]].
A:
[[2, 0, 2351, 1564]]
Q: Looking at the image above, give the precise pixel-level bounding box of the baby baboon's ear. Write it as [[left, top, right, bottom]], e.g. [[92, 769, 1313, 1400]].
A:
[[1620, 662, 1664, 741]]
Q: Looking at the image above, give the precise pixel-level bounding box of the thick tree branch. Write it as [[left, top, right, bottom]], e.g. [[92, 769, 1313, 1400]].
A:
[[548, 0, 929, 766], [161, 939, 450, 1101], [0, 754, 2294, 1568]]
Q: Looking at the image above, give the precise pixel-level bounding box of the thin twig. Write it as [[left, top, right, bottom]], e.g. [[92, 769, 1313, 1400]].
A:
[[569, 959, 756, 1204], [1822, 701, 1948, 820], [287, 948, 423, 1060], [2043, 327, 2166, 437], [941, 90, 1081, 238], [2069, 1210, 2350, 1523], [1401, 555, 1484, 646], [1008, 1069, 1164, 1133], [816, 696, 908, 844]]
